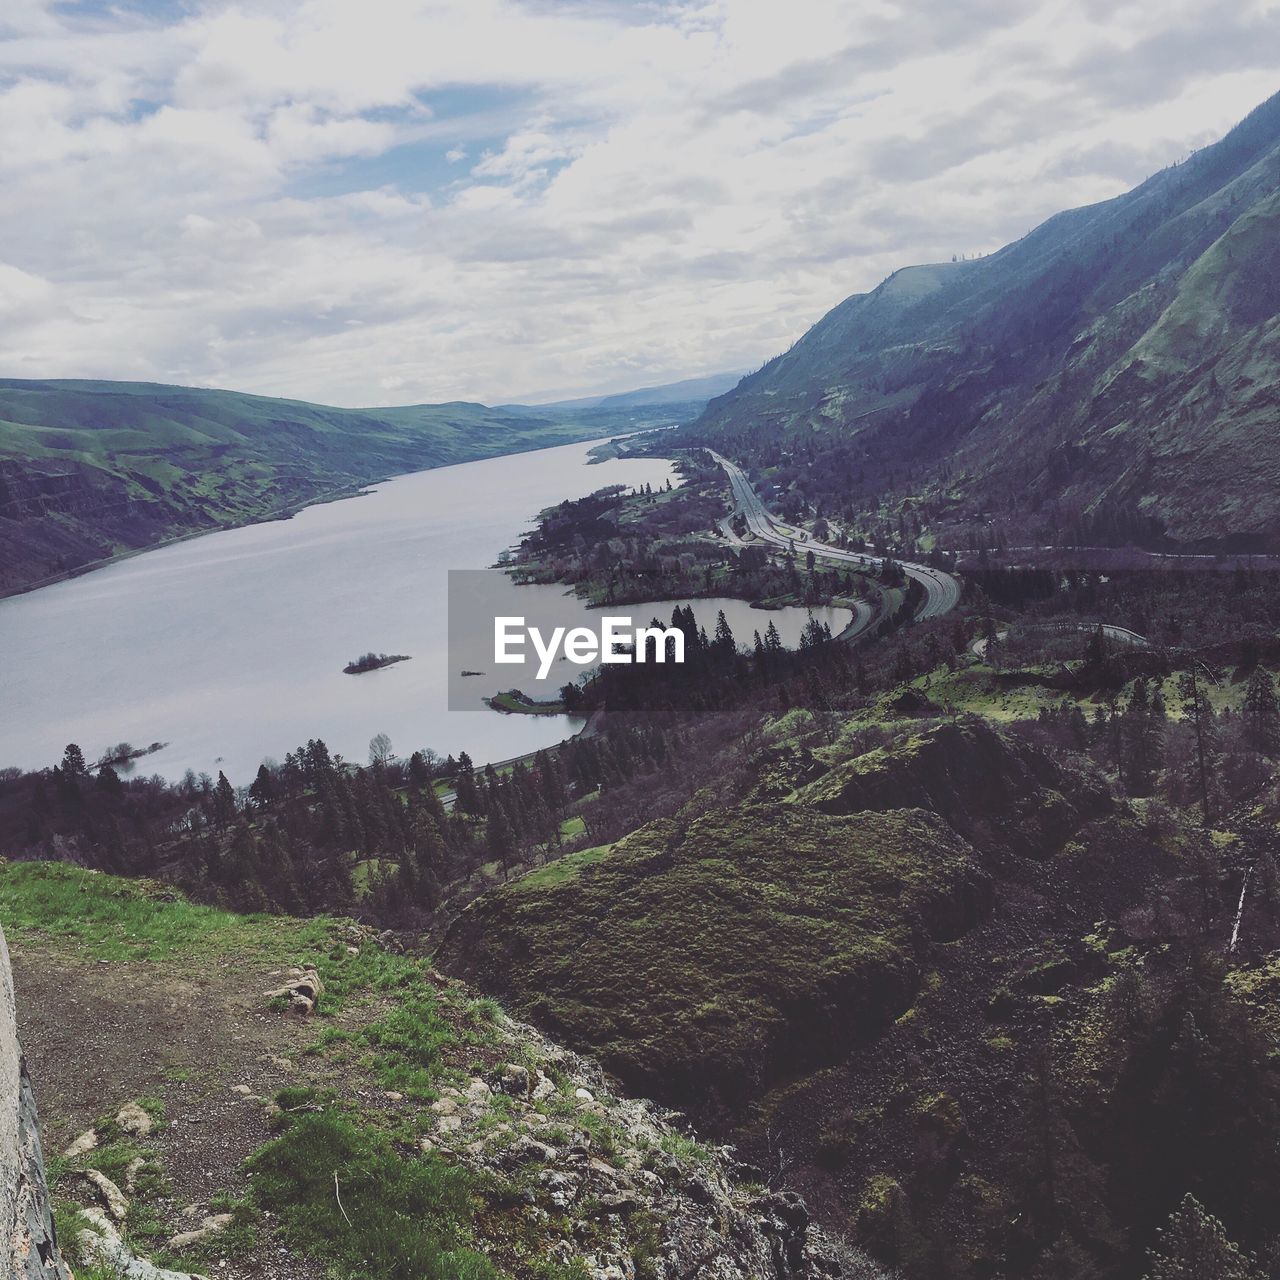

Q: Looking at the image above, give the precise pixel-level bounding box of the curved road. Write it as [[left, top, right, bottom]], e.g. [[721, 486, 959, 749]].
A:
[[709, 451, 961, 621]]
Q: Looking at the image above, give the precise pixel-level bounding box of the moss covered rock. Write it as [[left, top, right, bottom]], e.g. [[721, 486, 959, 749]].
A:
[[439, 802, 988, 1115], [800, 718, 1110, 857]]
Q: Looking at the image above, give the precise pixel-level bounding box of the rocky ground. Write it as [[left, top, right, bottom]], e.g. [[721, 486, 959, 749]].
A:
[[6, 871, 877, 1280]]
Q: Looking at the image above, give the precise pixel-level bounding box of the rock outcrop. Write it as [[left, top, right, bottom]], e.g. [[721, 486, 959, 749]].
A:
[[439, 800, 988, 1116], [800, 717, 1111, 857], [418, 993, 862, 1279], [264, 966, 323, 1015]]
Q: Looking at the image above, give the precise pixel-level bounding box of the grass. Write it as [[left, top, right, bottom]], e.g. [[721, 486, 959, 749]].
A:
[[354, 993, 455, 1099], [512, 844, 613, 891], [0, 861, 414, 1015], [246, 1109, 499, 1280], [558, 815, 586, 840], [10, 860, 504, 1276], [0, 861, 345, 966]]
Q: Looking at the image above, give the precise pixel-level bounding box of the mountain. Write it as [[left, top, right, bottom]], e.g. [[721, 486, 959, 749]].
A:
[[594, 370, 748, 408], [532, 370, 746, 411], [0, 378, 669, 597], [688, 91, 1280, 550]]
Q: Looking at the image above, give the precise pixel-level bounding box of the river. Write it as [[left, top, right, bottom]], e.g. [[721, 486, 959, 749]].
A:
[[0, 438, 847, 783]]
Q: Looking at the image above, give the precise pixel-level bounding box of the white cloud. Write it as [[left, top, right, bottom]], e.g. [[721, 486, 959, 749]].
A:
[[0, 0, 1275, 404]]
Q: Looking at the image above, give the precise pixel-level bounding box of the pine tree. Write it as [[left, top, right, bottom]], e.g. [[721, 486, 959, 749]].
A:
[[1241, 668, 1280, 756], [407, 751, 432, 789], [212, 771, 237, 827], [1143, 1194, 1260, 1280], [95, 764, 122, 798], [1177, 670, 1220, 824], [454, 765, 483, 816], [714, 609, 736, 657], [249, 764, 275, 807], [1122, 678, 1164, 796], [486, 807, 515, 879]]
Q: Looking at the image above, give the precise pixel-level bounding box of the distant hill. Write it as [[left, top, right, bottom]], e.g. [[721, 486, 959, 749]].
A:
[[0, 379, 665, 596], [532, 370, 746, 411], [688, 91, 1280, 550]]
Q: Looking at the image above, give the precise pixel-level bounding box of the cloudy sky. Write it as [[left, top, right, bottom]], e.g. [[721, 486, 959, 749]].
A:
[[0, 0, 1276, 406]]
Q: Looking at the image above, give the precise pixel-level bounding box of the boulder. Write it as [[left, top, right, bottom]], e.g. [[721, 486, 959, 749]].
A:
[[168, 1212, 234, 1251], [62, 1128, 99, 1160], [115, 1101, 154, 1137], [82, 1168, 129, 1221], [79, 1207, 209, 1280], [495, 1063, 531, 1098], [264, 968, 323, 1015]]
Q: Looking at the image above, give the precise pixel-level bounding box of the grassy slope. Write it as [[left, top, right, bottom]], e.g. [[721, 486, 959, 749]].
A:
[[3, 860, 823, 1280], [0, 379, 658, 595], [0, 860, 493, 1278]]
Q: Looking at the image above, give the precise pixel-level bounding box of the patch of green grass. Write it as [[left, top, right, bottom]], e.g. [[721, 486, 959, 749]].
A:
[[310, 940, 427, 1009], [53, 1204, 96, 1269], [658, 1130, 714, 1164], [357, 994, 454, 1099], [246, 1110, 499, 1280], [514, 844, 613, 891], [528, 1261, 591, 1280], [0, 862, 339, 967]]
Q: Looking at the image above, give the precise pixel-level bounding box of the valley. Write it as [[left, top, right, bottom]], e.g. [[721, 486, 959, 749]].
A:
[[5, 74, 1280, 1280], [0, 379, 711, 599]]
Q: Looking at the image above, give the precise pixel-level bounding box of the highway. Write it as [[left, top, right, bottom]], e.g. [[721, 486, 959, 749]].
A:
[[709, 451, 961, 621]]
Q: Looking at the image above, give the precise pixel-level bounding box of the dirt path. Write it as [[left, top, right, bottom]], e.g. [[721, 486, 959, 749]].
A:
[[11, 942, 349, 1279]]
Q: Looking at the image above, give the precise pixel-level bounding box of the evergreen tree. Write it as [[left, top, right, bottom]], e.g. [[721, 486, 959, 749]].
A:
[[454, 763, 483, 816], [95, 764, 122, 798], [1122, 678, 1164, 796], [1143, 1194, 1260, 1280], [1241, 668, 1280, 756], [250, 764, 275, 807], [1177, 670, 1221, 824], [486, 807, 515, 879], [713, 609, 736, 657], [212, 771, 237, 827], [407, 751, 432, 789]]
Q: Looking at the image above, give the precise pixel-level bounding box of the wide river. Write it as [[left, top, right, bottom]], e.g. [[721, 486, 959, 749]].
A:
[[0, 437, 847, 784]]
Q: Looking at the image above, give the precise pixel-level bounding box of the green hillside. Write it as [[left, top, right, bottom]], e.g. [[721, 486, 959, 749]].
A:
[[0, 379, 659, 596], [687, 90, 1280, 550]]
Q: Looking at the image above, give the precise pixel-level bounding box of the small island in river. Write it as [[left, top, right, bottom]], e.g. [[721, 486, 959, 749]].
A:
[[485, 688, 567, 715], [343, 651, 411, 675]]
